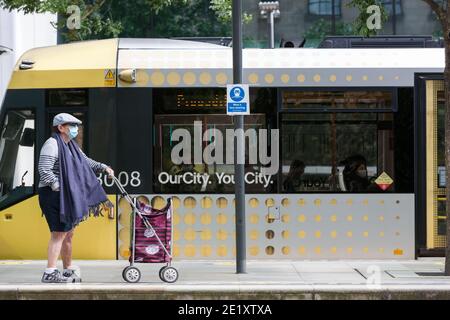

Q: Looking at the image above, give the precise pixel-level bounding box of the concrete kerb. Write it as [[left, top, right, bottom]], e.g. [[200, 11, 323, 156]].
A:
[[2, 284, 450, 300], [311, 284, 450, 300]]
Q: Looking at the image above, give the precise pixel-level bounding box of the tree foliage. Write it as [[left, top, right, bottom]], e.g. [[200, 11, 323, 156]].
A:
[[304, 19, 354, 40], [0, 0, 233, 41], [209, 0, 251, 24]]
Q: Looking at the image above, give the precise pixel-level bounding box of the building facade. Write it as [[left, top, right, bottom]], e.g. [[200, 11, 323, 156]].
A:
[[0, 9, 57, 103], [242, 0, 442, 48]]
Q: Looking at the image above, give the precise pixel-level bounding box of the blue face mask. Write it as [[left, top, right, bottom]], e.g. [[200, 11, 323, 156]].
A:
[[68, 125, 79, 140]]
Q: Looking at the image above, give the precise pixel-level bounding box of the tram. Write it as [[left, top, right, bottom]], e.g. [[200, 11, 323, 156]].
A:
[[0, 38, 445, 260]]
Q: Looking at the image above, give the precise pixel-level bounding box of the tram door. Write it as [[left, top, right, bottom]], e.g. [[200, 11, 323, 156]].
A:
[[423, 79, 447, 251]]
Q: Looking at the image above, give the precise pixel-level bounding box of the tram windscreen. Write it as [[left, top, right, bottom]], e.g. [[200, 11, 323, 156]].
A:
[[0, 110, 35, 208]]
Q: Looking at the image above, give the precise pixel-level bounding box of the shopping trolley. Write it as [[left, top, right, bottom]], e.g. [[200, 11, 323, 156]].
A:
[[112, 176, 179, 283]]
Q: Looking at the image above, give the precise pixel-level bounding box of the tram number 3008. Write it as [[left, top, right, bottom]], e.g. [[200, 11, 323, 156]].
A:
[[97, 171, 142, 187]]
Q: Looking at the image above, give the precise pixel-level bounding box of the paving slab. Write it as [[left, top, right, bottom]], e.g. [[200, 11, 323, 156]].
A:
[[1, 259, 450, 299]]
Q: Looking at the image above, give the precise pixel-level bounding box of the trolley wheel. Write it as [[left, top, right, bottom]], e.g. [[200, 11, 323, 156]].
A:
[[160, 267, 178, 283], [122, 266, 141, 283], [159, 266, 167, 279]]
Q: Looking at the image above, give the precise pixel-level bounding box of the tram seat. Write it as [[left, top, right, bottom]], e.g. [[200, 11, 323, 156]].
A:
[[338, 170, 347, 192]]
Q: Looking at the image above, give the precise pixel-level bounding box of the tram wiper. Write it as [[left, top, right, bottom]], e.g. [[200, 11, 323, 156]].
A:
[[21, 171, 28, 186]]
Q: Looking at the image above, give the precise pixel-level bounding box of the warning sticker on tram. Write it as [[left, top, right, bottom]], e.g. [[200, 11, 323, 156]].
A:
[[375, 172, 394, 191], [104, 69, 116, 86]]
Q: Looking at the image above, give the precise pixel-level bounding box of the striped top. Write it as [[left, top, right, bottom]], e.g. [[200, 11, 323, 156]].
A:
[[38, 137, 108, 191]]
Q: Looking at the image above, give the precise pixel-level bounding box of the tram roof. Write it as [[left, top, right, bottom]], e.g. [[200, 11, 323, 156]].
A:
[[7, 38, 445, 89]]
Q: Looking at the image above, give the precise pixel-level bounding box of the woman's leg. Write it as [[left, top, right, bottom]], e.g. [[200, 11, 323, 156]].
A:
[[47, 231, 67, 268], [61, 229, 74, 269]]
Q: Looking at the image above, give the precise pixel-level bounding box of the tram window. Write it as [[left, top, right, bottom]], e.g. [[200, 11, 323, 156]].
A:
[[281, 90, 394, 111], [153, 114, 276, 194], [154, 88, 226, 114], [0, 110, 35, 209], [153, 88, 278, 194], [154, 88, 277, 114], [281, 113, 394, 193], [47, 89, 88, 107]]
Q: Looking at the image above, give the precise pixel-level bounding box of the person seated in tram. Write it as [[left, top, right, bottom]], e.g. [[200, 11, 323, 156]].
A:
[[283, 160, 305, 193], [341, 154, 373, 192]]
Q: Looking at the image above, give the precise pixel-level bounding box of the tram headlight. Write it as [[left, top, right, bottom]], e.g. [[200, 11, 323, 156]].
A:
[[119, 69, 136, 83]]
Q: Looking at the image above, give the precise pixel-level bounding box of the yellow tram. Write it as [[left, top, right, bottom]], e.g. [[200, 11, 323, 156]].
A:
[[0, 38, 445, 260]]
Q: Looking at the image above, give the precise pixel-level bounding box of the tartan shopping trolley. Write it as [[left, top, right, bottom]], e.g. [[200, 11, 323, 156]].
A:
[[112, 176, 179, 283]]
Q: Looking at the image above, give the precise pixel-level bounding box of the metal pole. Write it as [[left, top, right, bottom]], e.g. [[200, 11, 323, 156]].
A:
[[232, 0, 246, 274], [392, 0, 397, 35], [269, 10, 275, 49], [331, 0, 336, 35]]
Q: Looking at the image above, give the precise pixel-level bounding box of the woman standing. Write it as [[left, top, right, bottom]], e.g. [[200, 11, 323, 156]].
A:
[[38, 113, 114, 283]]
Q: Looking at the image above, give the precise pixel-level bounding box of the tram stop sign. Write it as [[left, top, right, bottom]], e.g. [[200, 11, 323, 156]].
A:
[[227, 84, 250, 115]]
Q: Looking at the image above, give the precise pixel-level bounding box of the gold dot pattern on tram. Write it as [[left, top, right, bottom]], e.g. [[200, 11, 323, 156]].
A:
[[281, 74, 290, 83], [199, 72, 212, 85], [201, 197, 213, 209], [216, 73, 228, 85], [297, 74, 306, 83], [150, 71, 165, 86], [184, 213, 196, 225], [183, 72, 196, 85], [201, 245, 212, 257], [116, 195, 403, 259], [167, 72, 181, 85], [248, 73, 259, 84], [249, 198, 259, 208], [200, 213, 212, 225], [264, 73, 275, 84], [216, 197, 228, 208], [250, 246, 259, 256], [250, 214, 259, 224]]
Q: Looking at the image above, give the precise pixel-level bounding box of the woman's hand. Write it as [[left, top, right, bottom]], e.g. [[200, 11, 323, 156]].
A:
[[105, 167, 115, 178]]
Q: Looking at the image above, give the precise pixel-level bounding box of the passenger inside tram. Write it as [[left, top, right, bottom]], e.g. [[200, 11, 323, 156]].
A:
[[341, 154, 377, 192], [283, 160, 305, 193]]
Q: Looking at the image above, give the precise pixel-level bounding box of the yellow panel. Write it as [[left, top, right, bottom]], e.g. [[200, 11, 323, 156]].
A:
[[426, 81, 436, 249], [0, 195, 116, 259], [8, 39, 118, 89], [425, 80, 447, 249]]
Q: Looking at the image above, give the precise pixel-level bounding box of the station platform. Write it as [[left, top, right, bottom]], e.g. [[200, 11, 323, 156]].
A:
[[1, 258, 450, 300]]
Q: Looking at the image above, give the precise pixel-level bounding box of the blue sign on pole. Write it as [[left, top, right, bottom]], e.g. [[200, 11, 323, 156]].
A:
[[227, 84, 250, 115]]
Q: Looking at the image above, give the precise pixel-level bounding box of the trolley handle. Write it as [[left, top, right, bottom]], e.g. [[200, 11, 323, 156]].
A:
[[110, 175, 136, 204], [110, 175, 128, 196]]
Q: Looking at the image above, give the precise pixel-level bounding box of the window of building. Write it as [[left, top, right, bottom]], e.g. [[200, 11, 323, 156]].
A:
[[308, 0, 342, 16], [381, 0, 402, 16]]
